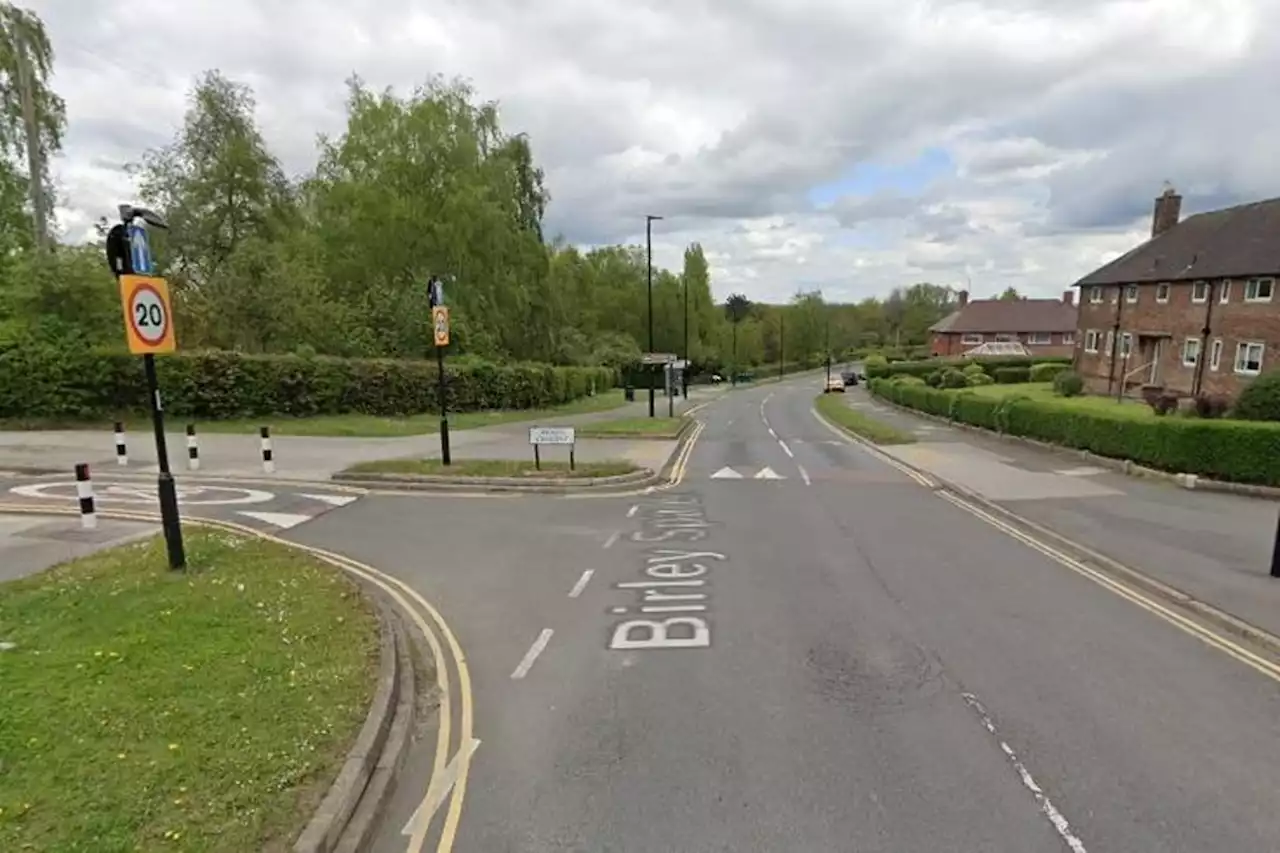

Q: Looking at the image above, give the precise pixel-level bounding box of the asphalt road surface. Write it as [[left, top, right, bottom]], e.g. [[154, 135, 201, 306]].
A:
[[136, 377, 1280, 850]]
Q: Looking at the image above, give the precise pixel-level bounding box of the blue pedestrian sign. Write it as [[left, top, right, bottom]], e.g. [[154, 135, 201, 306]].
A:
[[128, 224, 154, 274]]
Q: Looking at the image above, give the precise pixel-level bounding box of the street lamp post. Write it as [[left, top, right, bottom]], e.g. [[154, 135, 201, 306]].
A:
[[682, 272, 690, 401], [825, 307, 832, 388], [646, 214, 662, 418]]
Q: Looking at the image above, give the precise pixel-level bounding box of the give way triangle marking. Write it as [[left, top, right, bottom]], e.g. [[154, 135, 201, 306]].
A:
[[237, 511, 313, 529], [710, 466, 743, 479], [296, 492, 359, 507], [754, 467, 784, 480]]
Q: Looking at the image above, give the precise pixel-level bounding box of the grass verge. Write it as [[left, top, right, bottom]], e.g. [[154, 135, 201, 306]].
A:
[[576, 416, 687, 439], [0, 529, 380, 853], [961, 382, 1156, 420], [815, 393, 917, 445], [0, 390, 630, 438], [341, 457, 640, 479]]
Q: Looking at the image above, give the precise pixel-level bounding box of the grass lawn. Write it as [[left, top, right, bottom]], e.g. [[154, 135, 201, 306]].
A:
[[341, 457, 640, 479], [0, 530, 380, 853], [814, 393, 917, 445], [0, 389, 629, 438], [576, 416, 687, 439], [962, 382, 1156, 420]]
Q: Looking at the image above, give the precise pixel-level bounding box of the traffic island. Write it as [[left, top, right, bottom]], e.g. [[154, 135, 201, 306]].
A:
[[0, 528, 394, 853], [576, 415, 692, 440], [332, 457, 655, 493], [814, 393, 918, 445]]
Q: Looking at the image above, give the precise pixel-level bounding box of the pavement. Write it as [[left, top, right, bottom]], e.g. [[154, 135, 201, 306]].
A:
[[9, 373, 1280, 850]]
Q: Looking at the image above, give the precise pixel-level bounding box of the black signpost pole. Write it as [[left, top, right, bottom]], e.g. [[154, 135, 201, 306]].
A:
[[436, 341, 451, 465], [144, 352, 185, 569], [429, 275, 451, 465]]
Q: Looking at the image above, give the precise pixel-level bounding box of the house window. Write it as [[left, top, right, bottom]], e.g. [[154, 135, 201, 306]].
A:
[[961, 333, 983, 345], [1210, 338, 1223, 372], [1084, 330, 1099, 353], [1089, 287, 1103, 304], [1063, 332, 1075, 346], [1182, 337, 1200, 367], [1120, 333, 1132, 357], [1192, 281, 1209, 302], [1125, 285, 1138, 303], [1245, 278, 1274, 302], [1105, 330, 1114, 356], [1156, 283, 1170, 303], [1027, 332, 1051, 345], [1235, 341, 1265, 375], [1220, 280, 1231, 303], [995, 333, 1018, 342]]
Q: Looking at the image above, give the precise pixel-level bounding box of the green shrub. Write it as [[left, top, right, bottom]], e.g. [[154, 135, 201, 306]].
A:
[[863, 354, 890, 377], [1053, 370, 1084, 397], [893, 375, 926, 386], [1232, 370, 1280, 421], [994, 366, 1032, 384], [1029, 362, 1068, 382], [940, 369, 970, 389], [966, 372, 994, 386], [0, 348, 615, 420], [925, 369, 944, 387], [962, 362, 986, 377]]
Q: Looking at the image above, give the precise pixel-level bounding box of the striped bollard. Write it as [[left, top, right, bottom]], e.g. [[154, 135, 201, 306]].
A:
[[74, 463, 97, 530], [186, 424, 200, 471], [260, 426, 274, 474], [113, 422, 127, 466]]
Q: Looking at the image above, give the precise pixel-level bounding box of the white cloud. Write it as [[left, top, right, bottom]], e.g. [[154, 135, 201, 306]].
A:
[[31, 0, 1279, 303]]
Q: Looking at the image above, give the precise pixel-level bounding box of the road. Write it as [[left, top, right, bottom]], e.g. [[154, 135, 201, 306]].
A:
[[12, 376, 1280, 849]]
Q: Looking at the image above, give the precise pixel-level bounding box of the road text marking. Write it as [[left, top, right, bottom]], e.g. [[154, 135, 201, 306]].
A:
[[568, 569, 594, 598], [511, 629, 554, 679]]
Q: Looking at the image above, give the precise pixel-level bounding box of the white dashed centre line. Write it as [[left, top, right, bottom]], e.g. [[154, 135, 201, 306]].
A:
[[511, 629, 554, 679], [568, 569, 594, 598], [626, 504, 639, 518], [603, 531, 621, 549]]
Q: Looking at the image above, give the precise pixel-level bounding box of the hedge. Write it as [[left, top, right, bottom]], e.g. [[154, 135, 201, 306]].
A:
[[864, 355, 1072, 380], [0, 347, 617, 420], [867, 378, 1280, 486]]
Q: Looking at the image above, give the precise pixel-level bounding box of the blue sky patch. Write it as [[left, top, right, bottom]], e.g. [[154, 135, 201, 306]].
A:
[[808, 146, 955, 208]]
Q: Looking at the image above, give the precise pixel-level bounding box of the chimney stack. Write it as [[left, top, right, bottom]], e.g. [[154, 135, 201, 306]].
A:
[[958, 290, 969, 307], [1152, 184, 1182, 238], [1062, 289, 1075, 306]]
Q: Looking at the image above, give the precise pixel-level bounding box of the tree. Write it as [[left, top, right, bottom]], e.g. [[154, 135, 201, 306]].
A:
[[725, 293, 751, 384], [0, 2, 65, 248], [998, 286, 1022, 301]]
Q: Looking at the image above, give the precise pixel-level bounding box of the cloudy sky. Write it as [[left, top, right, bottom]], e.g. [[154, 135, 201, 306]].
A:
[[32, 0, 1275, 304]]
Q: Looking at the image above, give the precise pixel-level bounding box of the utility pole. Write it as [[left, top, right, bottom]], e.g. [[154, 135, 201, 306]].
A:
[[779, 314, 785, 382], [429, 276, 451, 464], [825, 308, 832, 388], [682, 272, 689, 400], [645, 214, 662, 418], [14, 43, 48, 251]]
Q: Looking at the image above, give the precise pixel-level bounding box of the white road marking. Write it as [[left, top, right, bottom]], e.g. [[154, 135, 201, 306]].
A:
[[626, 504, 639, 518], [767, 427, 778, 438], [1054, 466, 1108, 477], [402, 737, 482, 838], [754, 467, 784, 480], [711, 466, 744, 479], [296, 492, 359, 507], [11, 481, 276, 506], [778, 440, 794, 458], [798, 465, 812, 486], [511, 628, 554, 679], [603, 531, 621, 549], [235, 510, 312, 529], [568, 569, 594, 598], [961, 693, 1088, 853], [725, 419, 734, 428]]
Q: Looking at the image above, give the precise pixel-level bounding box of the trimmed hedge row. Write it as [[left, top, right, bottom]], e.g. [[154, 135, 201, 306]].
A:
[[868, 377, 1280, 486], [0, 348, 617, 420], [864, 355, 1071, 380]]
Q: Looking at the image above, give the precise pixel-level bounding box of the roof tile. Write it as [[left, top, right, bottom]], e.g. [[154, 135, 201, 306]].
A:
[[929, 298, 1077, 334]]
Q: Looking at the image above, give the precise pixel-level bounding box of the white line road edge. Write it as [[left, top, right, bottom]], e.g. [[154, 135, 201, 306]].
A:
[[568, 569, 595, 598], [778, 440, 794, 458], [402, 737, 482, 839], [961, 693, 1088, 853], [511, 628, 554, 679], [798, 465, 812, 486]]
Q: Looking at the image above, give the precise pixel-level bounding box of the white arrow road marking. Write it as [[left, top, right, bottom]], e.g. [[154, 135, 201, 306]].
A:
[[236, 511, 313, 529], [296, 492, 359, 507], [754, 467, 784, 480], [402, 737, 482, 840], [710, 466, 743, 479]]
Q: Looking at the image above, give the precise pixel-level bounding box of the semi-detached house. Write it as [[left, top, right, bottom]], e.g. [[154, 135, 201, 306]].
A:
[[929, 290, 1078, 358], [1072, 186, 1280, 400]]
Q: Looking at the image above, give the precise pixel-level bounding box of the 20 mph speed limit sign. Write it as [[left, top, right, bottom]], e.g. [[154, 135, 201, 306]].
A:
[[433, 306, 450, 347], [119, 274, 176, 354]]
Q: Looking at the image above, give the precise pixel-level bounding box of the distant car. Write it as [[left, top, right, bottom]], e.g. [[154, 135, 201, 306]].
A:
[[824, 375, 845, 393], [840, 371, 859, 387]]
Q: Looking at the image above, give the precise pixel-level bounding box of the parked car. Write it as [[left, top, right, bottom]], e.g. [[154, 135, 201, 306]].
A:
[[840, 371, 859, 387], [824, 375, 845, 393]]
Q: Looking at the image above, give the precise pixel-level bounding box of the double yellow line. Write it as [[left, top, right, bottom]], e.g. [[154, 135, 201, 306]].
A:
[[0, 501, 477, 852]]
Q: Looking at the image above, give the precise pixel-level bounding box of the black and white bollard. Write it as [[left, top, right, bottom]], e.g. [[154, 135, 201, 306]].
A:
[[260, 426, 274, 474], [186, 424, 200, 471], [113, 422, 127, 466], [75, 463, 97, 530]]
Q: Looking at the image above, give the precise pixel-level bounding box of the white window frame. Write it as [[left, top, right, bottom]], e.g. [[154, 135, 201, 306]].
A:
[[994, 333, 1018, 342], [1105, 330, 1114, 356], [1125, 284, 1138, 303], [1192, 281, 1209, 303], [1063, 332, 1075, 346], [1182, 337, 1200, 367], [1245, 277, 1274, 303], [1156, 283, 1170, 303], [1219, 280, 1231, 303], [1120, 332, 1132, 358], [960, 333, 983, 345], [1089, 286, 1103, 304], [1026, 332, 1051, 345], [1235, 341, 1265, 375], [1084, 330, 1099, 353], [1209, 338, 1223, 372]]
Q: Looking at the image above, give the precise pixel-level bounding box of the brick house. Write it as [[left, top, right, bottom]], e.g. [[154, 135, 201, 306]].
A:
[[1072, 187, 1280, 400], [929, 290, 1078, 357]]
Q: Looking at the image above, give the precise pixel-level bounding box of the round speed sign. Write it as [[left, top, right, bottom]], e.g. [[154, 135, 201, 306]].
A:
[[129, 284, 169, 344]]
